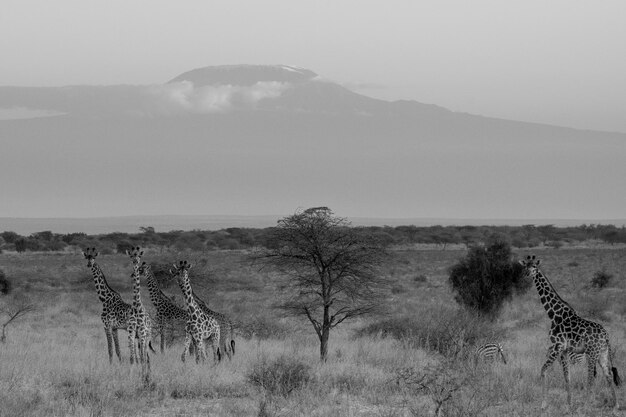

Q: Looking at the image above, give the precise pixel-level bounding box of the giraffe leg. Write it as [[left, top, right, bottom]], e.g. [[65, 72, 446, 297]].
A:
[[128, 329, 137, 365], [139, 337, 145, 364], [159, 322, 165, 353], [196, 339, 205, 364], [221, 330, 232, 361], [208, 336, 219, 364], [144, 347, 151, 382], [112, 328, 122, 362], [559, 351, 572, 407], [104, 327, 114, 364], [540, 344, 563, 409], [141, 335, 150, 374], [586, 352, 598, 389], [597, 348, 618, 410], [137, 336, 143, 364], [540, 345, 561, 378], [181, 332, 192, 362]]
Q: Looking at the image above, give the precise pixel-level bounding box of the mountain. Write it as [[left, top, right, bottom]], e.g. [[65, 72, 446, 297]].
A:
[[1, 65, 625, 221], [0, 65, 450, 118], [169, 64, 318, 85]]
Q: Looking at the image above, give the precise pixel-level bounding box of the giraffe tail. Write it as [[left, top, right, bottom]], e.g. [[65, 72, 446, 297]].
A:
[[148, 340, 156, 354], [230, 340, 236, 356], [608, 342, 621, 386], [611, 367, 621, 386]]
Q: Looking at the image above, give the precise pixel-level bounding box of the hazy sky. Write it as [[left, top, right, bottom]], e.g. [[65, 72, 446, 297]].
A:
[[1, 1, 626, 223], [2, 0, 626, 133]]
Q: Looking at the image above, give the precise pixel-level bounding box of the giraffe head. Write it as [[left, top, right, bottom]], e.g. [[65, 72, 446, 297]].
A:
[[170, 260, 192, 283], [519, 254, 541, 277], [126, 246, 144, 266], [83, 247, 99, 267], [137, 261, 150, 276]]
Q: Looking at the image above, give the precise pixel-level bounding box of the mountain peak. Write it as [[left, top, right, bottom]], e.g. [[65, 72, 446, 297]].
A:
[[168, 64, 318, 86]]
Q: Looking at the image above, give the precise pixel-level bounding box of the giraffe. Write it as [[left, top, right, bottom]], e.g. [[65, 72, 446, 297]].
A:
[[170, 260, 221, 364], [192, 290, 236, 360], [83, 247, 132, 364], [138, 261, 189, 352], [520, 255, 620, 409], [125, 247, 155, 372]]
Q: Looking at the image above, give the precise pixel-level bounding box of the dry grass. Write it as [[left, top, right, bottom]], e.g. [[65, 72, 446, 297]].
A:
[[1, 247, 625, 416]]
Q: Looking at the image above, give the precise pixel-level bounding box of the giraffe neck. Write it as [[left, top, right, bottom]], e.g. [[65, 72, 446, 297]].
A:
[[178, 271, 199, 313], [143, 267, 167, 306], [192, 289, 209, 309], [532, 269, 575, 320], [132, 268, 144, 310], [90, 262, 120, 303]]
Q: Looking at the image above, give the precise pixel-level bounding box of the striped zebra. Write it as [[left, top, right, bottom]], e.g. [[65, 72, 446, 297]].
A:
[[567, 351, 597, 377], [568, 351, 585, 366], [475, 343, 507, 364]]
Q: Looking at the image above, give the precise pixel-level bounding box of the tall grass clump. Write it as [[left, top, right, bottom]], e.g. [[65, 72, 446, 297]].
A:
[[247, 355, 311, 397], [355, 305, 505, 359]]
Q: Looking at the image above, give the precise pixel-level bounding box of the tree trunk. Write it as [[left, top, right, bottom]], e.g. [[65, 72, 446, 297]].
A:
[[320, 326, 330, 362], [320, 304, 331, 361]]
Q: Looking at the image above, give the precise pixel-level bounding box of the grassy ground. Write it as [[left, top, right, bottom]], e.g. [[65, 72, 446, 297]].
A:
[[1, 246, 625, 416]]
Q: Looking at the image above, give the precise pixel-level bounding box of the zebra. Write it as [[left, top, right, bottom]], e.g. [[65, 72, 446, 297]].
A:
[[568, 351, 585, 366], [475, 343, 507, 364], [567, 351, 597, 377]]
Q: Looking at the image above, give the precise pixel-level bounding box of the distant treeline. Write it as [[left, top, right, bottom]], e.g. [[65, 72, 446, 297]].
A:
[[1, 223, 625, 253]]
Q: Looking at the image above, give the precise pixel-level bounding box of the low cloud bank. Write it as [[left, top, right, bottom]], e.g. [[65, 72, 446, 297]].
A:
[[148, 81, 290, 114]]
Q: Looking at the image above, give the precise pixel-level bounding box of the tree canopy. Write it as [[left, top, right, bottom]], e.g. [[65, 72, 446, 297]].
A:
[[257, 207, 389, 360]]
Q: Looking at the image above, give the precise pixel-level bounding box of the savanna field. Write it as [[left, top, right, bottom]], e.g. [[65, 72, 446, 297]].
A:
[[1, 245, 626, 417]]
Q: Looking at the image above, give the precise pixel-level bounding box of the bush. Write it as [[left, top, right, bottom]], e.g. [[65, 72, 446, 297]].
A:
[[247, 355, 311, 396], [591, 269, 613, 288], [238, 316, 290, 340], [448, 239, 530, 318], [413, 274, 428, 284], [0, 270, 10, 295], [116, 241, 134, 254]]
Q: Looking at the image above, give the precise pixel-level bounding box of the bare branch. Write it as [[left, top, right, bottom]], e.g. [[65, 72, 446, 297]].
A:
[[1, 300, 35, 343]]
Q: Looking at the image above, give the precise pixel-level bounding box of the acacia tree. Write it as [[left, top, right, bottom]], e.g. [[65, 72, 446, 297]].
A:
[[258, 207, 389, 361]]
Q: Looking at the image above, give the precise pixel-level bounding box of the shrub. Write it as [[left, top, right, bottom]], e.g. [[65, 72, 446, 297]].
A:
[[546, 240, 563, 249], [0, 270, 10, 295], [448, 239, 530, 318], [247, 355, 311, 397], [14, 238, 28, 252], [116, 241, 134, 254], [591, 269, 613, 288], [413, 274, 428, 284], [239, 316, 290, 340]]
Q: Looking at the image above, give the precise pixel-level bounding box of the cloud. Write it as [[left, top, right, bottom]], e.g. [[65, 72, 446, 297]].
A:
[[0, 107, 65, 120], [148, 81, 290, 114]]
